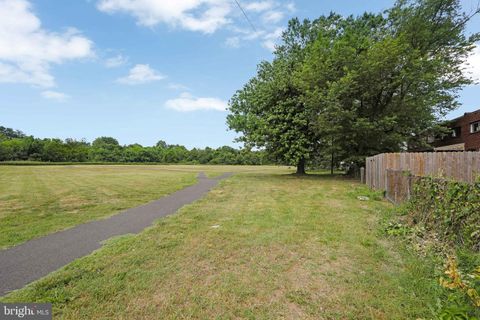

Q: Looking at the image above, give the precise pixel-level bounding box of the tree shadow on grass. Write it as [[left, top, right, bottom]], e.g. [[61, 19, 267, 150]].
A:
[[287, 172, 356, 181], [242, 171, 357, 183]]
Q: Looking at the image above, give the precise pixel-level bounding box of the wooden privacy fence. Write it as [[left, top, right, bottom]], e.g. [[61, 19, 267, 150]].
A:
[[366, 152, 480, 191], [384, 170, 424, 204]]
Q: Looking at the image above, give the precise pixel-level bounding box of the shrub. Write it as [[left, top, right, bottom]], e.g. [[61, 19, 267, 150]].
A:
[[434, 256, 480, 319], [408, 177, 480, 251]]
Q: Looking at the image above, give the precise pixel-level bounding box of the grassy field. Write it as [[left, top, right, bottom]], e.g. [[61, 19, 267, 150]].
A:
[[1, 167, 440, 319], [0, 165, 287, 248]]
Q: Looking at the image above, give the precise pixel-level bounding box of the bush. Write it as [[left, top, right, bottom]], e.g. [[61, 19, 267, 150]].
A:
[[408, 177, 480, 251], [435, 256, 480, 319], [386, 177, 480, 318]]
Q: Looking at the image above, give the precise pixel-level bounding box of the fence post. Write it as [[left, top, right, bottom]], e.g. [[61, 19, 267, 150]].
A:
[[360, 167, 365, 184], [407, 172, 413, 201]]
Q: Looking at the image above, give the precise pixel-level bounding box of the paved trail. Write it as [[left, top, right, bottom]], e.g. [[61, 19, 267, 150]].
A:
[[0, 172, 231, 296]]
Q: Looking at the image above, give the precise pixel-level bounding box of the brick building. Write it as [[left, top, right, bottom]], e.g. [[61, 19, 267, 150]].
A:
[[434, 109, 480, 151]]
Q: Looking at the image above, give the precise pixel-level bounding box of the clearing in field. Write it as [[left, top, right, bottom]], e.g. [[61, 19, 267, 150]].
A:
[[0, 166, 439, 319]]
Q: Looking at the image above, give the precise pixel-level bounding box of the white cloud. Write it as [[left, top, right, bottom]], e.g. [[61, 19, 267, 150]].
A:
[[244, 1, 274, 12], [95, 0, 292, 51], [262, 10, 284, 24], [227, 2, 288, 51], [225, 27, 283, 51], [165, 92, 227, 112], [97, 0, 232, 34], [464, 45, 480, 82], [168, 83, 190, 90], [0, 0, 93, 87], [262, 27, 284, 52], [262, 40, 276, 52], [117, 64, 165, 85], [225, 36, 241, 48], [285, 2, 295, 12], [105, 54, 128, 68], [41, 90, 70, 102]]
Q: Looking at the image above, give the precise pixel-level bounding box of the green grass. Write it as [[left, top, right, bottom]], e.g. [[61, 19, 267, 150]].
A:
[[1, 169, 441, 319], [0, 165, 288, 249], [0, 165, 197, 248]]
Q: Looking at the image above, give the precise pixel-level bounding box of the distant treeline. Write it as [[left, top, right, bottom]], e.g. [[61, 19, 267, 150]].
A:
[[0, 126, 268, 165]]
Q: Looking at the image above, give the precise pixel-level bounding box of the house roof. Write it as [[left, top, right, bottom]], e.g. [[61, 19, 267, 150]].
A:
[[448, 108, 480, 122]]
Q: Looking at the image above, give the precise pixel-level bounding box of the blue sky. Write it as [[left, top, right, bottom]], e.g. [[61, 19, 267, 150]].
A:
[[0, 0, 479, 148]]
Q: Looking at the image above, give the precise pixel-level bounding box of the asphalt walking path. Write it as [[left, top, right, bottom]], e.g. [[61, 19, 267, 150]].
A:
[[0, 172, 232, 296]]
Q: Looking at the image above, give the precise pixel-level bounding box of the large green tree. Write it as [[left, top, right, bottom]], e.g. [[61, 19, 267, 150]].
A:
[[229, 0, 478, 173], [303, 0, 478, 166], [89, 137, 122, 162], [228, 19, 321, 174]]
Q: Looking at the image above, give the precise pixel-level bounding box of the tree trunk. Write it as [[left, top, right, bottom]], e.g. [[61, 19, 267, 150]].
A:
[[330, 136, 335, 175], [331, 151, 334, 175], [296, 158, 306, 175]]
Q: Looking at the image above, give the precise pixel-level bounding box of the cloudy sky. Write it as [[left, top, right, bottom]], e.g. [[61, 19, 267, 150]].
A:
[[0, 0, 479, 148]]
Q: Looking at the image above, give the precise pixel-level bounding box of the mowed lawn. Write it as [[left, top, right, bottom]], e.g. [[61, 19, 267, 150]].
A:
[[0, 165, 289, 248], [1, 168, 438, 319]]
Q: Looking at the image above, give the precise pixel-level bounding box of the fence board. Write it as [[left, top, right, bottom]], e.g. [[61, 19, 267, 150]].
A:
[[366, 152, 480, 190], [385, 170, 423, 204]]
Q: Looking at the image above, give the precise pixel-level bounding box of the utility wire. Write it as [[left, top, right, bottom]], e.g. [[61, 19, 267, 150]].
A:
[[232, 0, 257, 32]]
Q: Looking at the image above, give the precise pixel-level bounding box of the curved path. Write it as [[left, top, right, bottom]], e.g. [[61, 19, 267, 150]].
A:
[[0, 172, 232, 296]]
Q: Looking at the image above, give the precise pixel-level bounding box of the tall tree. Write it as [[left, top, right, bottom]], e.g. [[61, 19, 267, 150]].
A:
[[228, 19, 320, 174], [300, 0, 479, 166], [228, 0, 478, 172], [90, 137, 121, 162]]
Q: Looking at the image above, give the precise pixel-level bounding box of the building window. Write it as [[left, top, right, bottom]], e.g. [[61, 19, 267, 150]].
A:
[[452, 127, 461, 137], [471, 121, 480, 134]]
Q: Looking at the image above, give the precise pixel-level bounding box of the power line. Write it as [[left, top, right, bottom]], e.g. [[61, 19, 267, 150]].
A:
[[232, 0, 257, 32]]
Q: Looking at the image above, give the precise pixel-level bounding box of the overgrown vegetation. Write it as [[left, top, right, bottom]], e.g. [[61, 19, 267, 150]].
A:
[[432, 255, 480, 318], [409, 177, 480, 251], [0, 127, 268, 165], [386, 177, 480, 318]]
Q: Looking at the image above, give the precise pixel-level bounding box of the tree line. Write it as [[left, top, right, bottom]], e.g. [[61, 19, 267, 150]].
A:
[[0, 126, 268, 165], [228, 0, 479, 174]]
